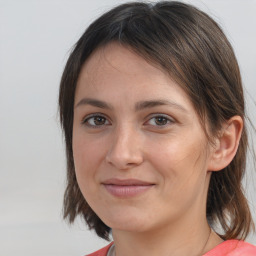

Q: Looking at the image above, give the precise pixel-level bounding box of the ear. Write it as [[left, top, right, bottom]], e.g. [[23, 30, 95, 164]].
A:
[[207, 116, 243, 172]]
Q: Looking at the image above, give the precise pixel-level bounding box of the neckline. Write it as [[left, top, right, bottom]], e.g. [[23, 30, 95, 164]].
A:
[[107, 239, 242, 256], [106, 243, 115, 256]]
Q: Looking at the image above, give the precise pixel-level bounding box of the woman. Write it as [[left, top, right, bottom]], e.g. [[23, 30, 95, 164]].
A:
[[59, 1, 256, 255]]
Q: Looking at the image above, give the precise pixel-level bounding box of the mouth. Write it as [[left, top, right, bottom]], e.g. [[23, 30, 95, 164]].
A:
[[102, 178, 155, 198]]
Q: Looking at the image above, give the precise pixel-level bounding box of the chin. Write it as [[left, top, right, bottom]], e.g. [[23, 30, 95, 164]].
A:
[[100, 211, 151, 233], [109, 222, 150, 233]]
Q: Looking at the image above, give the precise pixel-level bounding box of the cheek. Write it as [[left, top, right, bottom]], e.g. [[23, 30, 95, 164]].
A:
[[73, 133, 103, 167], [72, 134, 105, 194], [146, 134, 208, 183]]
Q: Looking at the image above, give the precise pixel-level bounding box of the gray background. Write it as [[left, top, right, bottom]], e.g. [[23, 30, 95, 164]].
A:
[[0, 0, 255, 255]]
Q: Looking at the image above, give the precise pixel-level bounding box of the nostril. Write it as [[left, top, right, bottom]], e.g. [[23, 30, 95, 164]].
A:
[[105, 150, 143, 170]]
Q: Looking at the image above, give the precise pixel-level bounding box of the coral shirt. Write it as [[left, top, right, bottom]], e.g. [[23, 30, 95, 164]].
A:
[[86, 240, 256, 256], [204, 240, 256, 256]]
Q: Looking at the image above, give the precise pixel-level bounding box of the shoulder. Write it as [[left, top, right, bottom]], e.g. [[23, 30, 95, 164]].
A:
[[85, 242, 114, 256], [230, 240, 256, 255], [204, 239, 256, 256]]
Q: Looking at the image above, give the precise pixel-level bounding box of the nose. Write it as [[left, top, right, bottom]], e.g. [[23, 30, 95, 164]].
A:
[[105, 125, 144, 170]]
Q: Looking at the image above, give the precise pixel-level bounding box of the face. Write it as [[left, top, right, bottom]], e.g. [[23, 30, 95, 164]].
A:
[[73, 42, 214, 234]]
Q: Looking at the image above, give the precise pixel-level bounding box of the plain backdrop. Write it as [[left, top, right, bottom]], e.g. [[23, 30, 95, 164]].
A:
[[0, 0, 255, 255]]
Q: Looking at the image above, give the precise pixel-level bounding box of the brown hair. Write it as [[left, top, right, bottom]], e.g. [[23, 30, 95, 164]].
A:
[[59, 1, 254, 240]]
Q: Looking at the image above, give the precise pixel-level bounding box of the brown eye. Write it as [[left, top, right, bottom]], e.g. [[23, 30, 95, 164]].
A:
[[83, 115, 110, 127], [154, 116, 168, 125], [93, 116, 106, 125], [146, 115, 174, 127]]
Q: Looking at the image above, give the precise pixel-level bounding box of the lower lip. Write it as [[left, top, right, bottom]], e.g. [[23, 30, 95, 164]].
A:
[[103, 184, 154, 198]]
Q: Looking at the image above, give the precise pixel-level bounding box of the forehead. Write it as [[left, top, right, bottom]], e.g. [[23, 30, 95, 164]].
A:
[[76, 42, 192, 105], [78, 42, 171, 87]]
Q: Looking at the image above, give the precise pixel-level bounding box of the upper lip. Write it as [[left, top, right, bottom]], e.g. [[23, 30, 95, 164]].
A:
[[102, 178, 154, 186]]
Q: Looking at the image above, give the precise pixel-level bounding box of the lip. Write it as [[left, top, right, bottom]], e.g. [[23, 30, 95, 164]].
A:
[[102, 178, 155, 198]]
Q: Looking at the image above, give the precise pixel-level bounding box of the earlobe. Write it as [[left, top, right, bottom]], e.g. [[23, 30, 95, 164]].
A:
[[208, 116, 243, 172]]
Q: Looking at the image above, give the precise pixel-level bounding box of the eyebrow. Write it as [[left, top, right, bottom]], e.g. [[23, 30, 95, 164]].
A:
[[134, 99, 187, 112], [75, 97, 187, 113], [75, 98, 112, 109]]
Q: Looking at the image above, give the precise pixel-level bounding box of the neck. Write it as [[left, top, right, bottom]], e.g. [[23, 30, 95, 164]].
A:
[[112, 215, 221, 256]]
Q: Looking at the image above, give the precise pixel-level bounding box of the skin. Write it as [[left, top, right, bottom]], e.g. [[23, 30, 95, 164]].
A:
[[72, 42, 242, 256]]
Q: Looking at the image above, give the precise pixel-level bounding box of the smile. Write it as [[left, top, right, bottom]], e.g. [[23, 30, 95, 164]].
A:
[[102, 179, 155, 198]]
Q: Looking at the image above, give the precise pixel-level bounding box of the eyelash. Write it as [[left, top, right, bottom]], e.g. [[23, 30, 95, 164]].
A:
[[81, 113, 174, 128], [145, 114, 174, 127], [82, 113, 111, 128]]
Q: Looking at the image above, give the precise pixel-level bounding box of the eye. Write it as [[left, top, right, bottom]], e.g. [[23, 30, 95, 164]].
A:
[[146, 115, 174, 126], [82, 114, 110, 127]]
